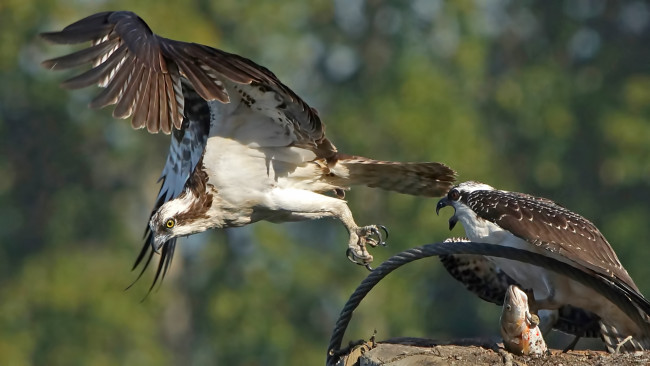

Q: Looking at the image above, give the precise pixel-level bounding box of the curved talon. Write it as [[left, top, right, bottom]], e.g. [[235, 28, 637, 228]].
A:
[[365, 226, 386, 247], [378, 225, 389, 243], [370, 227, 381, 245], [346, 248, 372, 267], [346, 248, 360, 265], [365, 263, 373, 271]]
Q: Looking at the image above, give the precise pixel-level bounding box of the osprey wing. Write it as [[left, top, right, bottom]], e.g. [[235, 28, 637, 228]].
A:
[[440, 238, 602, 338], [131, 85, 210, 290], [440, 238, 517, 304], [465, 190, 639, 292], [41, 11, 333, 155]]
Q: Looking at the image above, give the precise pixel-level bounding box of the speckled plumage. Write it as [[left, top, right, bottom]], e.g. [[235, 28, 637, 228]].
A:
[[437, 182, 650, 353], [458, 185, 636, 291]]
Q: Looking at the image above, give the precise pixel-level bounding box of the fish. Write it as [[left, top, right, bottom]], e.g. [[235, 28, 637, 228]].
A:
[[500, 285, 548, 356]]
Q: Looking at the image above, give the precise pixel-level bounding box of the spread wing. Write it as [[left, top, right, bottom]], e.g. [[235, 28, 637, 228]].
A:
[[465, 190, 639, 292], [130, 85, 209, 290], [41, 11, 335, 156], [41, 11, 341, 287]]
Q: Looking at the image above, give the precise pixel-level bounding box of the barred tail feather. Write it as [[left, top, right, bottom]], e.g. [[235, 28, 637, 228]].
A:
[[600, 321, 649, 353], [333, 155, 456, 197]]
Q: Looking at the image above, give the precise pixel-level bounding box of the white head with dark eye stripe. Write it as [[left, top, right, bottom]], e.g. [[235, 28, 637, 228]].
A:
[[148, 195, 195, 249], [147, 189, 217, 251], [436, 181, 496, 230]]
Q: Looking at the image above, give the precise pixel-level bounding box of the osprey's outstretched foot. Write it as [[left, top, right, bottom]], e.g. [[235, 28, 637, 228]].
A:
[[346, 225, 388, 270]]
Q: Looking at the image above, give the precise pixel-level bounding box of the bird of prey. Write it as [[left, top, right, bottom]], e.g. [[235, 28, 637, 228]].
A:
[[436, 182, 649, 353], [40, 11, 456, 286], [440, 237, 601, 350]]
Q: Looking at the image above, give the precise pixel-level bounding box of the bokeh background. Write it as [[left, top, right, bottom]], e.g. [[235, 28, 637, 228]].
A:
[[2, 0, 650, 364]]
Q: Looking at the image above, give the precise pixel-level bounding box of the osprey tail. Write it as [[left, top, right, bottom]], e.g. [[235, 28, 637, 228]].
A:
[[332, 155, 456, 197], [600, 321, 650, 353]]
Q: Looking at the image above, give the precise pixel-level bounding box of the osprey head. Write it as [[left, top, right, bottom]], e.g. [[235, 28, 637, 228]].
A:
[[436, 181, 495, 230], [149, 192, 208, 251]]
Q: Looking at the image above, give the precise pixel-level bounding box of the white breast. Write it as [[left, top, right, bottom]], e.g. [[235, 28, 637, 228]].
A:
[[202, 137, 273, 199]]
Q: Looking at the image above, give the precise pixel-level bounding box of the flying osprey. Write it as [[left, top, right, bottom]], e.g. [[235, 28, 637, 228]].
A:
[[41, 11, 456, 286], [436, 182, 649, 353], [440, 237, 601, 350]]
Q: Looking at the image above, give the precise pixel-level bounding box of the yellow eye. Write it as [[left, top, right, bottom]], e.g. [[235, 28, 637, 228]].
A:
[[165, 219, 175, 228]]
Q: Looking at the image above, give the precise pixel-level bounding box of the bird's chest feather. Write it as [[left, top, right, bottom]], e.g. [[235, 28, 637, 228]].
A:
[[202, 137, 273, 193], [200, 136, 324, 200], [455, 206, 510, 244]]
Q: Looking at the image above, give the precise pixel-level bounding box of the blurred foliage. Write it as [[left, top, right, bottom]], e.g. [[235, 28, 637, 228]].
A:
[[1, 0, 650, 364]]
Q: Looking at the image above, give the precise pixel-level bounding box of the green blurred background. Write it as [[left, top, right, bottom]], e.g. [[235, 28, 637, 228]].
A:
[[2, 0, 650, 364]]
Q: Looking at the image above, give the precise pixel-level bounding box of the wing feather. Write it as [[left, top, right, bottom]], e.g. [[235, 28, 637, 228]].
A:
[[147, 74, 160, 133], [41, 10, 328, 152], [113, 62, 144, 118], [131, 85, 210, 289], [88, 52, 132, 109], [158, 73, 171, 134], [466, 190, 639, 292], [40, 12, 115, 43], [59, 43, 128, 89], [42, 38, 120, 69]]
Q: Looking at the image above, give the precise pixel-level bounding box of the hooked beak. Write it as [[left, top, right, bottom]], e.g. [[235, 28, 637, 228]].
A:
[[152, 235, 165, 253], [435, 197, 449, 215], [149, 215, 168, 253], [436, 197, 458, 231]]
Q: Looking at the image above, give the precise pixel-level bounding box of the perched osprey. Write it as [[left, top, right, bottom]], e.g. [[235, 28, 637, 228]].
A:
[[41, 11, 456, 286], [440, 237, 601, 350], [436, 182, 649, 353]]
